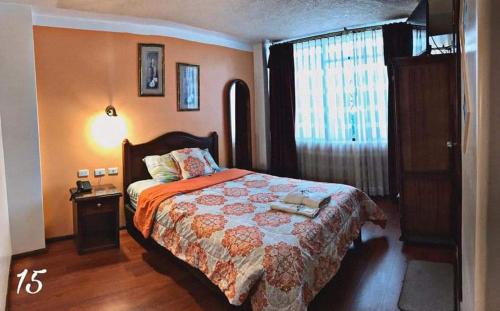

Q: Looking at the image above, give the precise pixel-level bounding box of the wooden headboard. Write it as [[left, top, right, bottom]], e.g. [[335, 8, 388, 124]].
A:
[[122, 131, 218, 204]]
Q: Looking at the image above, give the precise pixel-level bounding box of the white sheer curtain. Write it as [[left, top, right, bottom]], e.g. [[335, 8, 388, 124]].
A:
[[293, 28, 389, 196], [412, 27, 427, 56]]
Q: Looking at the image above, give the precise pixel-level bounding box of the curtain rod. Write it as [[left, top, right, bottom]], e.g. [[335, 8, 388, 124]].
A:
[[271, 18, 408, 45]]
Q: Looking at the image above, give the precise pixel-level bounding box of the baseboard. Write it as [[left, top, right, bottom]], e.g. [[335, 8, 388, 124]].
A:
[[11, 247, 47, 260], [45, 227, 126, 244], [15, 227, 128, 259], [400, 235, 456, 248], [45, 234, 74, 243]]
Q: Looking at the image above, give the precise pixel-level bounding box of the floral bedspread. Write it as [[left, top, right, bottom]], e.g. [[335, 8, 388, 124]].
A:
[[149, 172, 385, 310]]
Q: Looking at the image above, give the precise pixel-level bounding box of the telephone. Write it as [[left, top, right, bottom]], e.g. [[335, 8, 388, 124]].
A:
[[77, 180, 92, 192], [70, 180, 92, 200]]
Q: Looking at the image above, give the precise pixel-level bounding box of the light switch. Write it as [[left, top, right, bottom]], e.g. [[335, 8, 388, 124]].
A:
[[94, 168, 106, 177], [108, 167, 119, 175], [78, 169, 89, 178]]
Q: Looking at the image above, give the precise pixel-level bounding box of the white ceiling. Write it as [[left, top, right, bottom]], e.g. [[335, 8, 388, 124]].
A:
[[3, 0, 423, 43], [4, 0, 454, 42]]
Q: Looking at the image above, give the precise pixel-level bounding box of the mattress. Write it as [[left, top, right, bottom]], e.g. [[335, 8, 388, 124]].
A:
[[127, 179, 162, 209]]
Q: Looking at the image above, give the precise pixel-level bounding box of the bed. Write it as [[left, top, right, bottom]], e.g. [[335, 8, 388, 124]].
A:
[[123, 131, 385, 311]]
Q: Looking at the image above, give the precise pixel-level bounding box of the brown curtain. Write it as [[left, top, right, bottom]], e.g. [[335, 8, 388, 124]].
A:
[[268, 43, 298, 178], [382, 23, 413, 199]]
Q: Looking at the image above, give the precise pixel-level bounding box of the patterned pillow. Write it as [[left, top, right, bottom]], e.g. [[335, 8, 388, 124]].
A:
[[202, 148, 221, 172], [143, 153, 180, 182], [171, 148, 214, 179]]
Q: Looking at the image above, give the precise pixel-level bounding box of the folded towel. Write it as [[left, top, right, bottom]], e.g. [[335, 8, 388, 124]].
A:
[[283, 189, 331, 209], [271, 202, 321, 218]]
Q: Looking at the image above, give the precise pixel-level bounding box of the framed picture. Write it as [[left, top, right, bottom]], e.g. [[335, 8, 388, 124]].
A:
[[177, 63, 200, 111], [138, 43, 164, 96]]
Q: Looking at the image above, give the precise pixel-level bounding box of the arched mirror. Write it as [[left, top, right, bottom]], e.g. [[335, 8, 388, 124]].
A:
[[226, 79, 252, 169]]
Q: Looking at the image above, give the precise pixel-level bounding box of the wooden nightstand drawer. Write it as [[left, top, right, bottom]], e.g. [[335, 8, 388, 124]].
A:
[[80, 198, 115, 216], [70, 184, 122, 254]]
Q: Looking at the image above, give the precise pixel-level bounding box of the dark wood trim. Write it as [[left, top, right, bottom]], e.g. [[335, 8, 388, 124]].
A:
[[224, 81, 233, 166], [11, 247, 47, 259], [138, 43, 165, 97], [123, 138, 132, 206], [176, 63, 200, 111], [399, 235, 455, 247], [122, 131, 218, 206], [454, 0, 463, 304], [46, 234, 74, 243], [393, 61, 406, 241]]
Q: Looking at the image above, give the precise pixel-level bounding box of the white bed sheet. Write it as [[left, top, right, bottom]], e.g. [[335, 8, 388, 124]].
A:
[[127, 179, 163, 209]]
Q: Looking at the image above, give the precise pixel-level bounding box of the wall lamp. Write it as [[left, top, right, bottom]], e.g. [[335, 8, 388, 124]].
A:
[[105, 105, 118, 117]]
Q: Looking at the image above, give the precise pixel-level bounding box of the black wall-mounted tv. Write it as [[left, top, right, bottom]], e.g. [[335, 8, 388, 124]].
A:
[[407, 0, 430, 56]]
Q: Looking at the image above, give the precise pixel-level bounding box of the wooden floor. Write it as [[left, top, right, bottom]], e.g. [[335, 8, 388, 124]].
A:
[[7, 199, 454, 311]]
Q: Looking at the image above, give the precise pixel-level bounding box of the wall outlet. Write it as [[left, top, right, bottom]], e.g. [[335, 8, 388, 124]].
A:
[[94, 168, 106, 177], [77, 169, 89, 178], [108, 167, 119, 175]]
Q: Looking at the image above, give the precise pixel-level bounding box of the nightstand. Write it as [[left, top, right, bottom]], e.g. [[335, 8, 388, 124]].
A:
[[70, 184, 122, 254]]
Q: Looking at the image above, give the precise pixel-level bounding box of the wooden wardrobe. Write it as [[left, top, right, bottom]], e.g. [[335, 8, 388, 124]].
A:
[[392, 54, 460, 245]]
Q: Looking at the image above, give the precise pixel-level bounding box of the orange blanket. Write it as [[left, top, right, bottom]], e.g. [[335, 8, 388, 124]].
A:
[[134, 168, 252, 237]]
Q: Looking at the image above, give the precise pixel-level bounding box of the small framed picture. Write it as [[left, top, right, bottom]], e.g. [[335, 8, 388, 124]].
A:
[[138, 43, 164, 96], [177, 63, 200, 111]]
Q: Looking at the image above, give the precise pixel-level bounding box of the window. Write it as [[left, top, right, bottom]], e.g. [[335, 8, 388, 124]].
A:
[[293, 28, 388, 145]]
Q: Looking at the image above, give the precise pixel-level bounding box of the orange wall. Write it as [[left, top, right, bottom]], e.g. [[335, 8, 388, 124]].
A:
[[33, 26, 254, 238]]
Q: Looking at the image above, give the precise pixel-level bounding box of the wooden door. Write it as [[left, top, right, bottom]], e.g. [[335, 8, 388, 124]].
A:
[[394, 54, 458, 245]]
